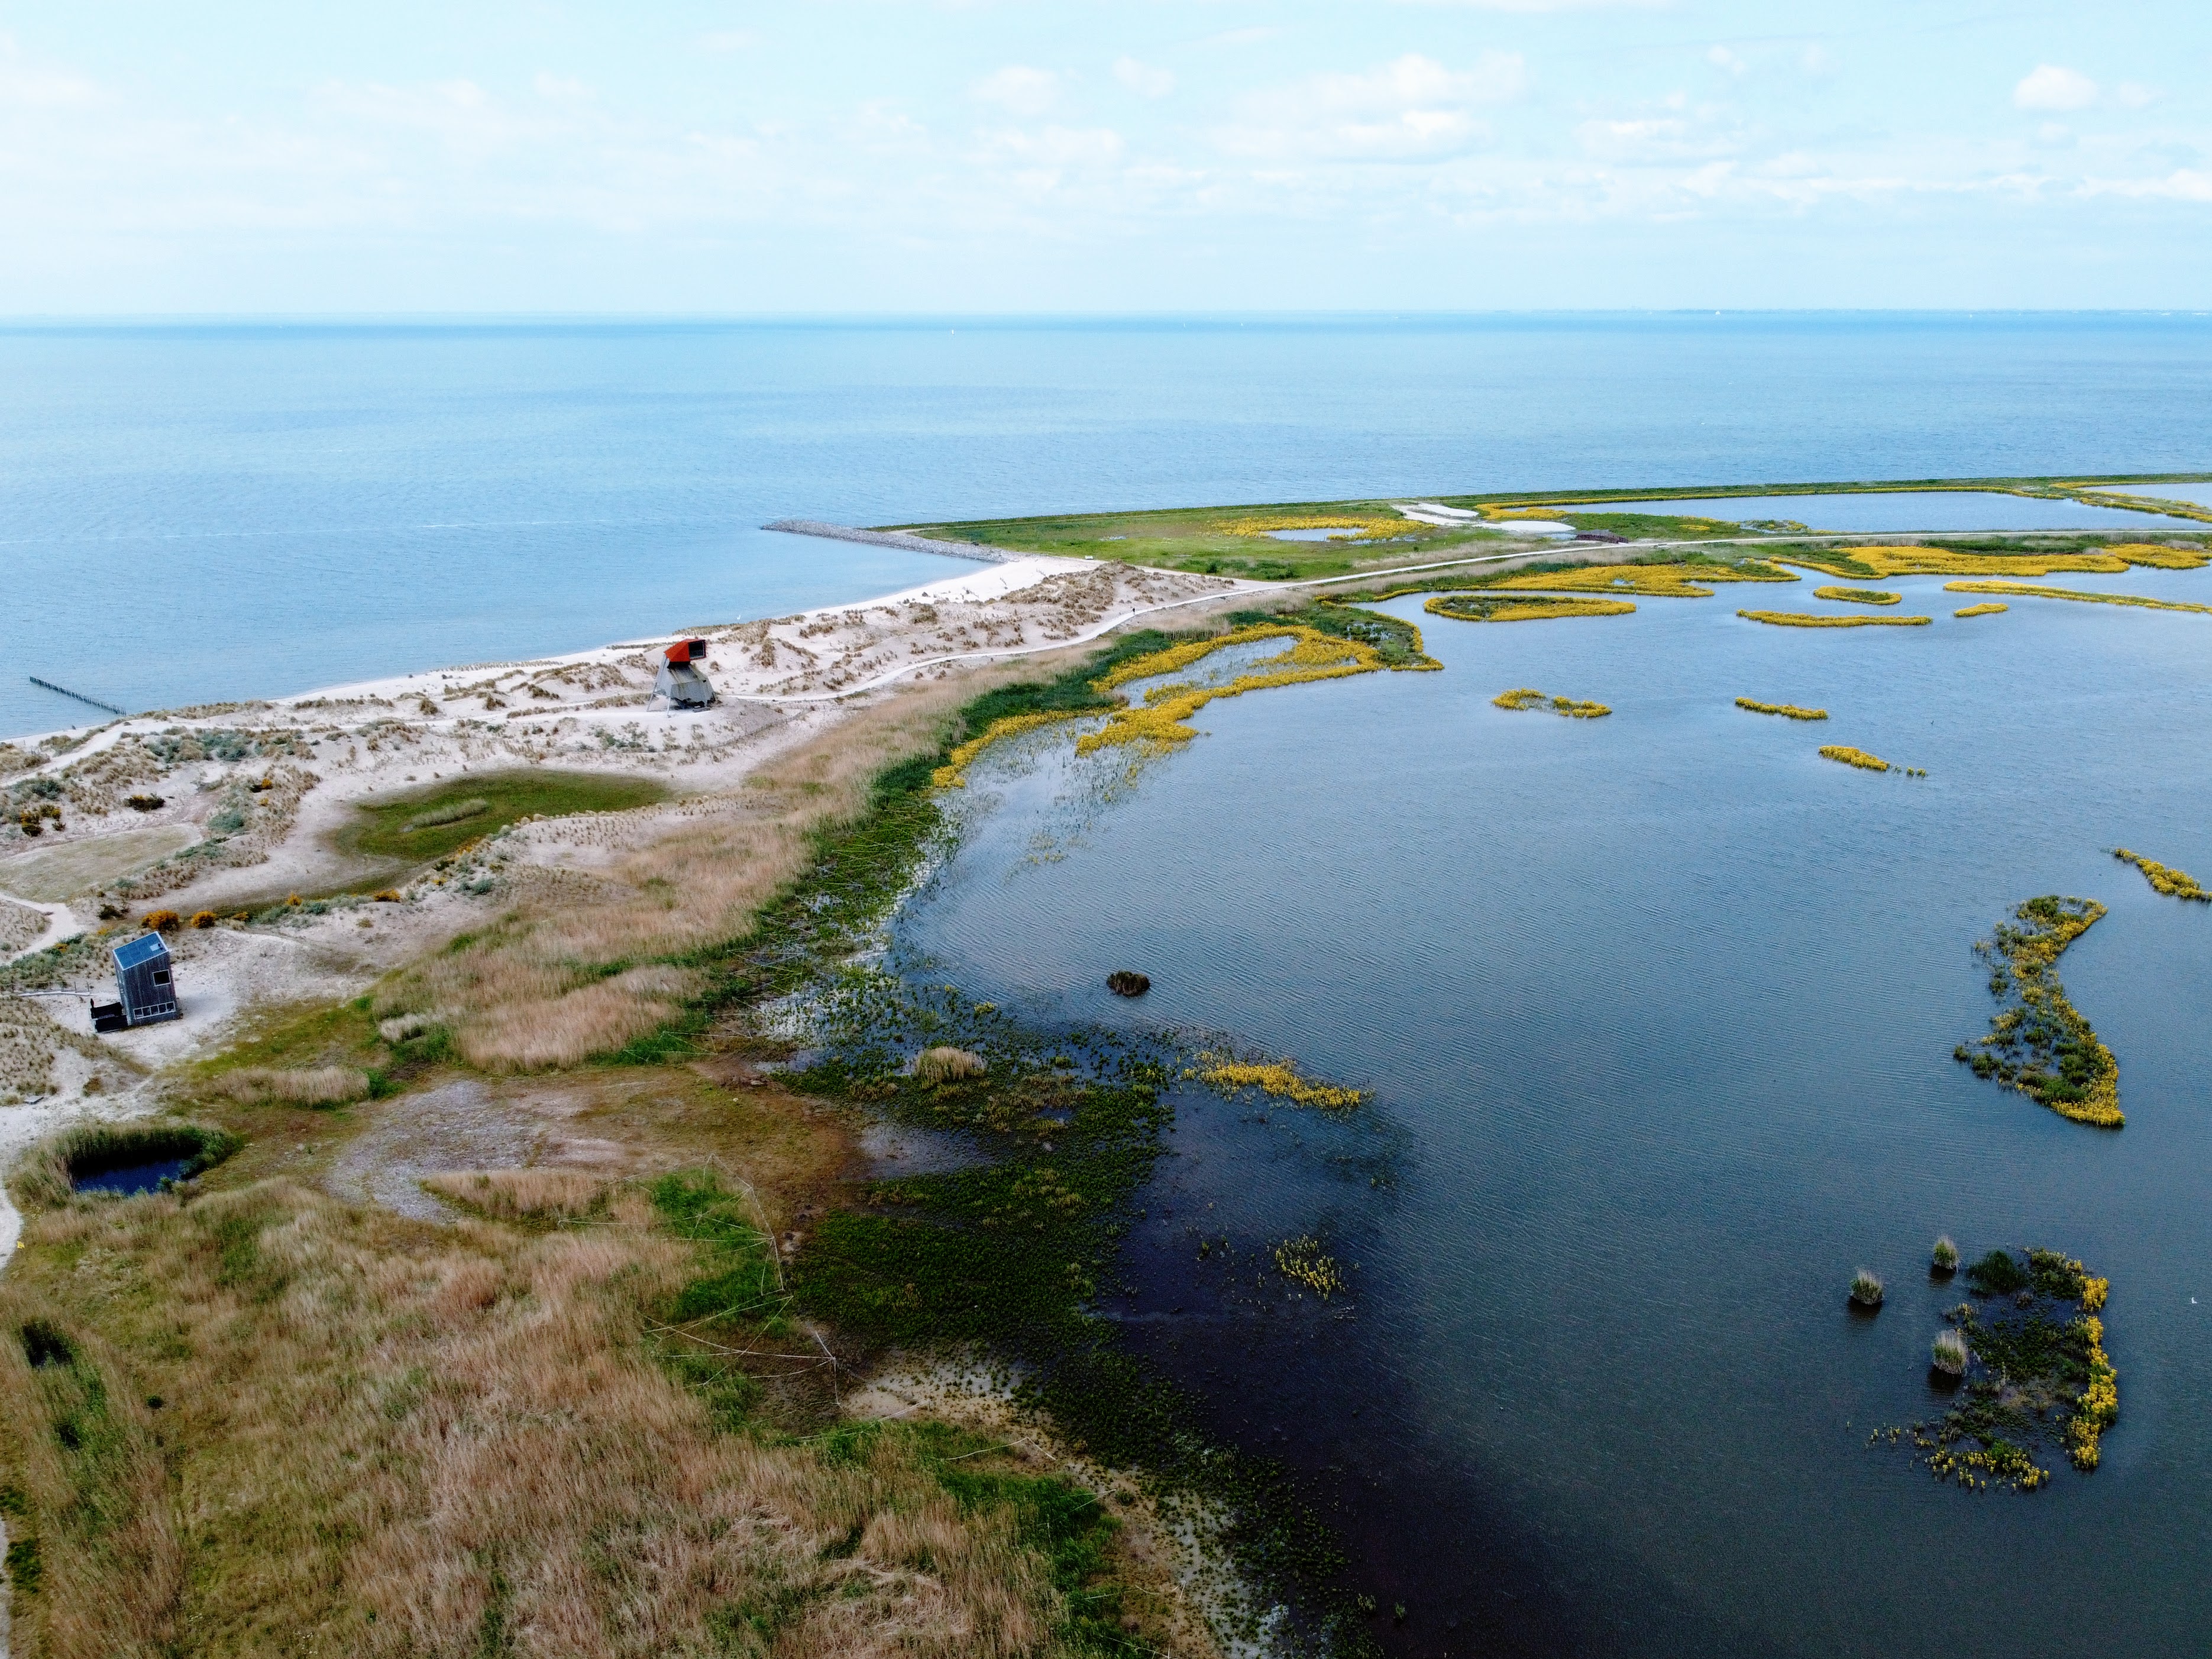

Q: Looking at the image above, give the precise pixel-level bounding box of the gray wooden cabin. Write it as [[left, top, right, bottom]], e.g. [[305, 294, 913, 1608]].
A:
[[98, 932, 179, 1030]]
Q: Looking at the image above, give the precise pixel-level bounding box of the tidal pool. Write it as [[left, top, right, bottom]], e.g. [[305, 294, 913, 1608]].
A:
[[1560, 490, 2188, 532], [890, 568, 2212, 1657]]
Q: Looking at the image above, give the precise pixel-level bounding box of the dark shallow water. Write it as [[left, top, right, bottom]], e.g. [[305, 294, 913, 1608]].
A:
[[72, 1158, 191, 1196], [891, 570, 2212, 1657]]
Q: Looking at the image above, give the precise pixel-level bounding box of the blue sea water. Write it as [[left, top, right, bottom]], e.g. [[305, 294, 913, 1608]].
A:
[[7, 312, 2212, 739]]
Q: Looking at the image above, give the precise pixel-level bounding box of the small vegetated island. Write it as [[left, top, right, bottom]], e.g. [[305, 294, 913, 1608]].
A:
[[1493, 687, 1610, 719], [2114, 847, 2210, 901], [1956, 896, 2122, 1126], [1879, 1247, 2118, 1491], [1736, 698, 1829, 720]]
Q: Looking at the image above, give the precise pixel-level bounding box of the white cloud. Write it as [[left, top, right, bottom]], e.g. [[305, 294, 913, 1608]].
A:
[[2116, 82, 2160, 109], [1577, 115, 1738, 164], [1217, 52, 1525, 162], [2014, 64, 2097, 112], [0, 32, 101, 108], [533, 73, 593, 103], [972, 65, 1060, 118], [1391, 0, 1660, 9], [1707, 46, 1747, 77], [1113, 57, 1175, 99], [698, 30, 758, 54]]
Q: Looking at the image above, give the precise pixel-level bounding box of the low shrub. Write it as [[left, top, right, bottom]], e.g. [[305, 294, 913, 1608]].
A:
[[189, 911, 218, 929], [139, 910, 180, 933]]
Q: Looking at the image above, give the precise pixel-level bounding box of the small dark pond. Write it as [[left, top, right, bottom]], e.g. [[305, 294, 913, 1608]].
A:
[[73, 1158, 192, 1196]]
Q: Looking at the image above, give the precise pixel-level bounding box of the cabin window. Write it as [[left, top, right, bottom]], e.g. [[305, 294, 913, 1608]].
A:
[[151, 969, 170, 985]]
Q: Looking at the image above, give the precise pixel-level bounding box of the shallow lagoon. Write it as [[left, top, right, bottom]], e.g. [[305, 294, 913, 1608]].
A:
[[893, 570, 2212, 1656]]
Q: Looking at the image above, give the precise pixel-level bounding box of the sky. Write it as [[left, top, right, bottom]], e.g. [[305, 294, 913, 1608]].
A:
[[1, 1, 2207, 313]]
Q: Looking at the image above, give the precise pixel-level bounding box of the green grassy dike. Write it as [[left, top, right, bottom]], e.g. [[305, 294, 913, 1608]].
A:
[[893, 473, 2212, 580]]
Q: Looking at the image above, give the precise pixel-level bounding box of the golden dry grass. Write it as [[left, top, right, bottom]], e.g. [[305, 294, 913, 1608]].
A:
[[0, 1176, 1110, 1659], [216, 1065, 370, 1104], [913, 1046, 987, 1082], [422, 1168, 610, 1221]]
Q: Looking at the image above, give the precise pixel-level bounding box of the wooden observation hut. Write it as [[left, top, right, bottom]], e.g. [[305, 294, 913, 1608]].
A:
[[92, 932, 180, 1033]]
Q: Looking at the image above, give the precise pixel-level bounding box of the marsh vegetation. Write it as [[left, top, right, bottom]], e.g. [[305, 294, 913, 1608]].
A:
[[1955, 896, 2122, 1127], [2114, 847, 2209, 902], [1887, 1249, 2116, 1490]]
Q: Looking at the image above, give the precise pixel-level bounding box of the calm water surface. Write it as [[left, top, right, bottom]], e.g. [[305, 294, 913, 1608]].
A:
[[1567, 491, 2185, 532], [11, 312, 2212, 736], [892, 571, 2212, 1657]]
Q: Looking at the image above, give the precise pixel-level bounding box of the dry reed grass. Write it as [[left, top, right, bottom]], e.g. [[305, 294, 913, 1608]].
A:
[[913, 1046, 988, 1082], [380, 665, 1077, 1072], [0, 1177, 1100, 1658], [421, 1168, 609, 1222], [215, 1065, 370, 1105]]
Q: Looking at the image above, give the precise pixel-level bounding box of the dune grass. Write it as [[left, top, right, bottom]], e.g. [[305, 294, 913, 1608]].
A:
[[0, 1170, 1143, 1659], [337, 770, 670, 866]]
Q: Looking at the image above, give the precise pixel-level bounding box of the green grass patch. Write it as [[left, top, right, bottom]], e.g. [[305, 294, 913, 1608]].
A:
[[334, 769, 670, 866]]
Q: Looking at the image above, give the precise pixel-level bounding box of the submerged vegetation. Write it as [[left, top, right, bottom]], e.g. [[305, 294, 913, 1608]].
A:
[[2114, 847, 2210, 902], [1735, 697, 1828, 720], [1887, 1248, 2116, 1490], [1819, 746, 1891, 773], [1738, 610, 1933, 629], [1199, 1058, 1366, 1114], [1813, 586, 1903, 606], [1955, 896, 2121, 1127], [1492, 687, 1611, 719]]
